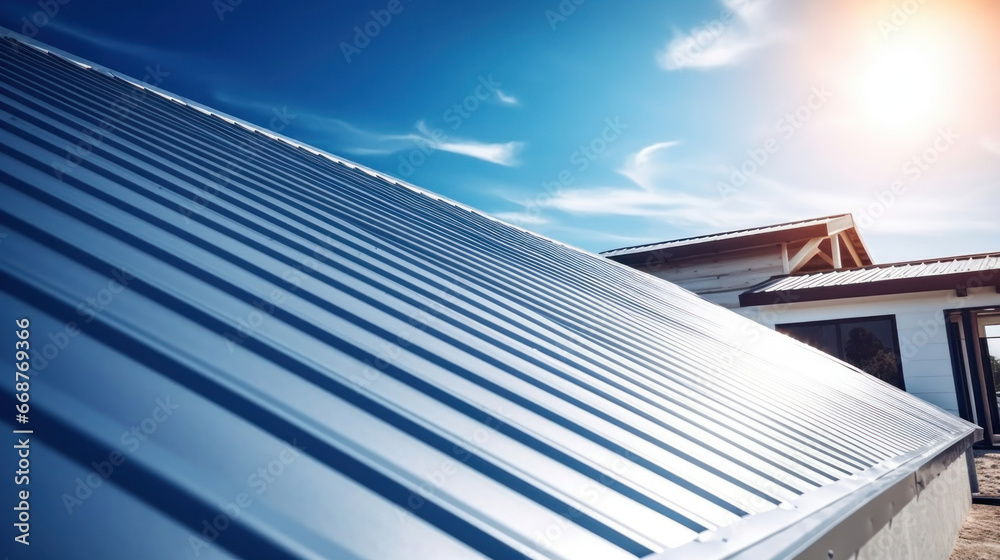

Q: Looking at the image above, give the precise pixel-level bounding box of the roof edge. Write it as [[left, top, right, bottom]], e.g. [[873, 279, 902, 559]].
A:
[[658, 425, 980, 560], [600, 214, 854, 256], [740, 258, 1000, 307], [602, 213, 874, 267], [0, 26, 595, 258]]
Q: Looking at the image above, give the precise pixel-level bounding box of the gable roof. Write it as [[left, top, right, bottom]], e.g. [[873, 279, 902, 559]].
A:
[[0, 29, 979, 560], [601, 214, 872, 268], [740, 252, 1000, 306]]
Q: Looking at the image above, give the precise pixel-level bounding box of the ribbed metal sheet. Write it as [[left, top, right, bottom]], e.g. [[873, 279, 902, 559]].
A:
[[748, 254, 1000, 294], [599, 215, 848, 258], [0, 32, 977, 559]]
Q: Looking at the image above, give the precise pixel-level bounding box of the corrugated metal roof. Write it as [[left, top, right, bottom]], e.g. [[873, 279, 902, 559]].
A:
[[745, 253, 1000, 295], [600, 215, 853, 259], [0, 31, 979, 559]]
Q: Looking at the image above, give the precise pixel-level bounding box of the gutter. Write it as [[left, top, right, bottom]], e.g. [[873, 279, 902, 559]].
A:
[[658, 426, 981, 560]]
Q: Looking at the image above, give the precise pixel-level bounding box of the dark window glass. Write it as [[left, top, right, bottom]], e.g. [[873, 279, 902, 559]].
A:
[[985, 326, 1000, 414], [777, 316, 905, 389]]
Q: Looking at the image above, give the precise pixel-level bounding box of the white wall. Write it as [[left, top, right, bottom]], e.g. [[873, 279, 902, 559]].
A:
[[853, 452, 970, 560], [736, 287, 1000, 417], [639, 245, 785, 309]]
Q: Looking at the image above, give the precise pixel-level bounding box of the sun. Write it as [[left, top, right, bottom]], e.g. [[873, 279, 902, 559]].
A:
[[859, 43, 940, 126], [852, 29, 958, 132]]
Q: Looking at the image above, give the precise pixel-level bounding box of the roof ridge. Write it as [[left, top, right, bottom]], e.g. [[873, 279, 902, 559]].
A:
[[600, 213, 853, 255]]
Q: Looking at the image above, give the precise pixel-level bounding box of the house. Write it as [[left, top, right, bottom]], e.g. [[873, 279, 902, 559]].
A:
[[603, 218, 1000, 448], [0, 29, 982, 560], [600, 214, 873, 309]]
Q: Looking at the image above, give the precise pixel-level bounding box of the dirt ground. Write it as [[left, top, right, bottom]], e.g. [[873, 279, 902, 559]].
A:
[[949, 453, 1000, 560], [972, 453, 1000, 496]]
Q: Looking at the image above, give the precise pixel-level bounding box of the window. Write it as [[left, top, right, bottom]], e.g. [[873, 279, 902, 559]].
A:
[[776, 315, 905, 389], [985, 324, 1000, 411]]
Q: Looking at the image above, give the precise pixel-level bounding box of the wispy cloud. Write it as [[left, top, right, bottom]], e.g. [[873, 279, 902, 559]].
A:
[[496, 89, 519, 106], [213, 92, 524, 166], [620, 140, 681, 190], [531, 137, 1000, 244], [491, 211, 549, 225], [324, 118, 525, 166], [412, 122, 523, 166], [47, 20, 201, 69], [656, 0, 780, 71], [532, 140, 828, 230]]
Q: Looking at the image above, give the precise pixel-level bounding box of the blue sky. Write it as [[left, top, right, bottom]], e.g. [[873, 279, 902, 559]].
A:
[[3, 0, 999, 261]]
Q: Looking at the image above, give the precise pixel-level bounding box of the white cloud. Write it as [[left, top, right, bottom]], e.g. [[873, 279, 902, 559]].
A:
[[620, 141, 681, 190], [212, 93, 525, 166], [532, 140, 832, 230], [538, 183, 796, 229], [317, 117, 525, 166], [657, 0, 780, 71], [534, 137, 1000, 245], [631, 141, 681, 167], [410, 122, 523, 166], [492, 211, 549, 225], [496, 89, 519, 106], [411, 122, 523, 166]]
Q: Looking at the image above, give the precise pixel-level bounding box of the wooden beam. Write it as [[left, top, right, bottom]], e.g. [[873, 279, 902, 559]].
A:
[[825, 214, 855, 236], [830, 235, 842, 269], [840, 231, 862, 268], [788, 237, 823, 273], [781, 243, 790, 274]]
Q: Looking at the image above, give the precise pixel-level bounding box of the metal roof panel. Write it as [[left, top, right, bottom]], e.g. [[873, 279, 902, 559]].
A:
[[0, 30, 979, 560]]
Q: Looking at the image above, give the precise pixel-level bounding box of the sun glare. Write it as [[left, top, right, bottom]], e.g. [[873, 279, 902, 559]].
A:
[[860, 43, 940, 126], [851, 26, 960, 132]]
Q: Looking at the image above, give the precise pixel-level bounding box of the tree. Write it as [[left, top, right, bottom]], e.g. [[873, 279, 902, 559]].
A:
[[844, 327, 899, 386], [991, 354, 1000, 395]]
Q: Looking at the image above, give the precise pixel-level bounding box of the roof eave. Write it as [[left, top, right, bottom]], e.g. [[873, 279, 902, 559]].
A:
[[606, 223, 835, 266], [739, 269, 1000, 307], [657, 425, 980, 560], [603, 213, 873, 267]]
